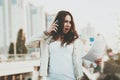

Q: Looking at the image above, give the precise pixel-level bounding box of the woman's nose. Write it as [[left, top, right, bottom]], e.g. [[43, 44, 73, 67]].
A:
[[67, 22, 71, 26]]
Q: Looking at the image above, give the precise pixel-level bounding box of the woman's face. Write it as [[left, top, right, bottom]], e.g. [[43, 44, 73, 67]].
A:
[[63, 15, 72, 34]]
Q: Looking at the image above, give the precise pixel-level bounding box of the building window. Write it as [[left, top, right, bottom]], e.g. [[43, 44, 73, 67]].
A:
[[12, 0, 17, 5], [0, 0, 2, 6]]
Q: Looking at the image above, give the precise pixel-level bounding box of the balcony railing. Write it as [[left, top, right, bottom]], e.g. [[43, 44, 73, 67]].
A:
[[0, 53, 40, 80]]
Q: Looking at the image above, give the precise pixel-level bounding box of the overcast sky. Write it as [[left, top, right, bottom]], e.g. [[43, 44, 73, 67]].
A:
[[25, 0, 120, 44], [26, 0, 120, 33]]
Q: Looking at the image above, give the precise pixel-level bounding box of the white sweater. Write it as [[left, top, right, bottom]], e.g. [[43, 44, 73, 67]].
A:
[[48, 41, 75, 80], [25, 32, 85, 80]]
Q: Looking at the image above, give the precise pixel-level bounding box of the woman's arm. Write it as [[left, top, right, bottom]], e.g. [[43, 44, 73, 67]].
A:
[[25, 20, 58, 48], [25, 31, 49, 48]]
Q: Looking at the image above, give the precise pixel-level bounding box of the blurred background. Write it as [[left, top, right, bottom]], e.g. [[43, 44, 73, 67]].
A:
[[1, 0, 120, 54], [0, 0, 120, 80]]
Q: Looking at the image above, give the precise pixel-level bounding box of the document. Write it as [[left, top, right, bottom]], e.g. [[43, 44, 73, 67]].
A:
[[82, 34, 107, 62]]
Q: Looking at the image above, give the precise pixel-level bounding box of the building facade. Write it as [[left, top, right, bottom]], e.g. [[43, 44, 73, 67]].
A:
[[0, 0, 46, 54], [0, 0, 25, 53]]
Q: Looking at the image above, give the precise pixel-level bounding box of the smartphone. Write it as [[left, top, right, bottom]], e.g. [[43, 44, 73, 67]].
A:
[[55, 20, 60, 31], [52, 20, 59, 34], [55, 20, 59, 25]]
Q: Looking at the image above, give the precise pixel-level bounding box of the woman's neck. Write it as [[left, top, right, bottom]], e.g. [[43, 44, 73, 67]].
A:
[[57, 36, 64, 41]]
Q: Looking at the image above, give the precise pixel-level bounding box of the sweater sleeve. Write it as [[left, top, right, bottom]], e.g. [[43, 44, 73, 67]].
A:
[[25, 32, 49, 48]]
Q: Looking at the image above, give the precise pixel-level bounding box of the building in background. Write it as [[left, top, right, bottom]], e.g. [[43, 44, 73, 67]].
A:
[[24, 2, 46, 53], [46, 13, 56, 28], [0, 0, 46, 54], [80, 23, 95, 41], [25, 2, 46, 38], [0, 0, 24, 53]]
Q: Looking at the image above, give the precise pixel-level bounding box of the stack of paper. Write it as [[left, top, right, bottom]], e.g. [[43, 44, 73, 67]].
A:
[[82, 34, 107, 62]]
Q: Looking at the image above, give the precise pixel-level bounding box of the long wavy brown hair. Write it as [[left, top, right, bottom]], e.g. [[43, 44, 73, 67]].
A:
[[51, 10, 79, 46]]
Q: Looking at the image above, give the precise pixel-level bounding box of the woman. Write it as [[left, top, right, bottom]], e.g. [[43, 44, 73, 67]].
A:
[[26, 10, 86, 80]]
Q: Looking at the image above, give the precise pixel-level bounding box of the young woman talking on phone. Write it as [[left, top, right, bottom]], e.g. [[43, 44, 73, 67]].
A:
[[26, 10, 98, 80]]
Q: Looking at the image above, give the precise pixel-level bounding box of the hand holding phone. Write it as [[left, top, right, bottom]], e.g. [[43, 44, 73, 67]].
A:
[[46, 20, 59, 35], [51, 20, 59, 34]]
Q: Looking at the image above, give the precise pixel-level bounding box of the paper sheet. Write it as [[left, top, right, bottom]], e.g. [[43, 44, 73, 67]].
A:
[[82, 34, 107, 62]]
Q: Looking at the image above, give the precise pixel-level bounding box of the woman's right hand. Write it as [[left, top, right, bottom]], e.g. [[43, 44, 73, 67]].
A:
[[46, 21, 59, 34]]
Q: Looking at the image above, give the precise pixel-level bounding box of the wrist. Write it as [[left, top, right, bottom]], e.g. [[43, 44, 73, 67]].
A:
[[44, 30, 50, 36]]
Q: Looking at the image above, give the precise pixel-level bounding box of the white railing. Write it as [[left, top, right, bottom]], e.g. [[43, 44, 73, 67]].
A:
[[0, 59, 40, 76], [0, 53, 40, 80], [0, 53, 40, 62]]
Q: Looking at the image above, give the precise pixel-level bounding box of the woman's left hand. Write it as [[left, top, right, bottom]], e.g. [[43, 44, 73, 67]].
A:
[[95, 58, 102, 66]]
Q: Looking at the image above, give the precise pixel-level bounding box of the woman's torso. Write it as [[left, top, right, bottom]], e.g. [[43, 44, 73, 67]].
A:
[[48, 40, 75, 80]]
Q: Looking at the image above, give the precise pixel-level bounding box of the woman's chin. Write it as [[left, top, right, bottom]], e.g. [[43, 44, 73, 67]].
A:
[[63, 30, 69, 34], [63, 32, 68, 34]]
